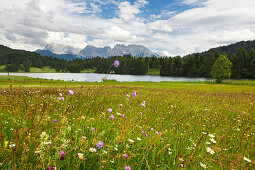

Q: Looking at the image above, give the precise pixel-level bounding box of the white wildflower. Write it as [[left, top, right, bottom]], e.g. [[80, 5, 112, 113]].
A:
[[244, 156, 251, 162], [200, 162, 207, 169], [206, 147, 215, 155]]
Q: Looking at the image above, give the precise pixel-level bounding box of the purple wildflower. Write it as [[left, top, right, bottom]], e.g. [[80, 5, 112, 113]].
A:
[[60, 151, 65, 160], [150, 128, 154, 131], [61, 97, 64, 100], [145, 134, 148, 138], [125, 166, 131, 170], [91, 127, 95, 132], [69, 90, 74, 95], [140, 112, 142, 116], [126, 94, 130, 98], [96, 141, 104, 149], [108, 108, 112, 113], [58, 97, 62, 100], [54, 120, 57, 123], [110, 115, 114, 119], [142, 131, 144, 134], [59, 93, 62, 97], [124, 154, 128, 158], [133, 91, 136, 97], [114, 60, 120, 67], [47, 167, 56, 170], [141, 101, 146, 107]]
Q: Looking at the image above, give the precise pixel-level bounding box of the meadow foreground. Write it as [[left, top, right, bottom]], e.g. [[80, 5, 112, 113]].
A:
[[0, 77, 254, 169]]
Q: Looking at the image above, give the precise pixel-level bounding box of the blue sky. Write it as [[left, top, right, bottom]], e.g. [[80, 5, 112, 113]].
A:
[[0, 0, 255, 56]]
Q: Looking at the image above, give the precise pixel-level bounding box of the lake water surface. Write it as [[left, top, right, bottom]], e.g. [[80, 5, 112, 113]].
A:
[[0, 73, 209, 82]]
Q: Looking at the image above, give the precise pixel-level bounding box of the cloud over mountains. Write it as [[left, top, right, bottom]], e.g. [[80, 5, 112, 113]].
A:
[[0, 0, 255, 56]]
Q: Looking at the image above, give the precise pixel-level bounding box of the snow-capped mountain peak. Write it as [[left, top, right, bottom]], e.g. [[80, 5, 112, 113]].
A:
[[44, 43, 81, 55]]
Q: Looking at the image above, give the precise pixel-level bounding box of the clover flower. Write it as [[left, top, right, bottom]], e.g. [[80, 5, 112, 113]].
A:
[[114, 60, 120, 67], [96, 141, 104, 149]]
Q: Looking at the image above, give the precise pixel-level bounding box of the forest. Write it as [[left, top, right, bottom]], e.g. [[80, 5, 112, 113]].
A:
[[0, 40, 255, 79]]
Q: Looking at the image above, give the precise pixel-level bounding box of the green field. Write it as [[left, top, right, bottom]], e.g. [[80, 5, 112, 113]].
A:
[[0, 76, 254, 169]]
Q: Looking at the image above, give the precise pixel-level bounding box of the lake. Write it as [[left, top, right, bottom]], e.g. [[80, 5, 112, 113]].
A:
[[0, 73, 209, 82]]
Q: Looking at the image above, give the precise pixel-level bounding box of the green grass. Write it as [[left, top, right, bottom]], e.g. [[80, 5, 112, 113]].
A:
[[30, 66, 57, 73], [81, 68, 96, 73], [0, 76, 254, 169], [146, 68, 160, 75]]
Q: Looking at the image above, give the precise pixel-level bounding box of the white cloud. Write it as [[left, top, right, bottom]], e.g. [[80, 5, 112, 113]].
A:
[[0, 0, 255, 56]]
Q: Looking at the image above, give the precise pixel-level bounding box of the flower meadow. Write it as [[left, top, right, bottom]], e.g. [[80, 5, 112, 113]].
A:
[[0, 77, 254, 169]]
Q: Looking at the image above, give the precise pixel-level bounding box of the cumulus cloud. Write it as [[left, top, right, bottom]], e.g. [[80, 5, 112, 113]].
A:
[[0, 0, 255, 56]]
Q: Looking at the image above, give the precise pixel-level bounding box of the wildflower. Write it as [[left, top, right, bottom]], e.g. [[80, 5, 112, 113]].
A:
[[47, 166, 56, 170], [126, 94, 130, 98], [4, 141, 8, 148], [200, 162, 207, 169], [54, 120, 57, 123], [59, 93, 62, 97], [168, 151, 172, 155], [133, 91, 136, 97], [145, 134, 148, 138], [81, 136, 87, 140], [141, 101, 145, 107], [9, 144, 15, 148], [244, 156, 251, 162], [179, 155, 184, 161], [114, 148, 118, 151], [142, 131, 145, 134], [78, 153, 84, 160], [108, 108, 112, 113], [137, 137, 141, 141], [96, 141, 104, 149], [140, 112, 142, 116], [102, 150, 108, 154], [125, 166, 131, 170], [209, 134, 215, 138], [114, 60, 120, 67], [60, 151, 65, 160], [206, 147, 215, 155], [210, 138, 217, 144], [89, 148, 97, 152], [124, 154, 128, 158], [58, 97, 62, 100], [116, 112, 121, 116], [110, 115, 114, 119], [61, 97, 64, 100], [91, 127, 95, 132], [150, 128, 154, 131], [128, 139, 135, 143], [69, 90, 74, 95]]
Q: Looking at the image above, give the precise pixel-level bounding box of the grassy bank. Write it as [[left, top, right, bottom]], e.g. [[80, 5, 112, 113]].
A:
[[0, 76, 254, 169]]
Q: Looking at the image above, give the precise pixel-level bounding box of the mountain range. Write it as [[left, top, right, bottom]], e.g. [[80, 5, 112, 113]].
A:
[[36, 43, 160, 60]]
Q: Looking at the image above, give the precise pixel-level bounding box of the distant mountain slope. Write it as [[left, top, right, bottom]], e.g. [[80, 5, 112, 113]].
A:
[[37, 43, 161, 59], [35, 49, 78, 61], [78, 44, 159, 58], [199, 39, 255, 56]]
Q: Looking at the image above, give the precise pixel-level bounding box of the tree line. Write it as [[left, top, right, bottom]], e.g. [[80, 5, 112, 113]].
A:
[[0, 43, 255, 79]]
